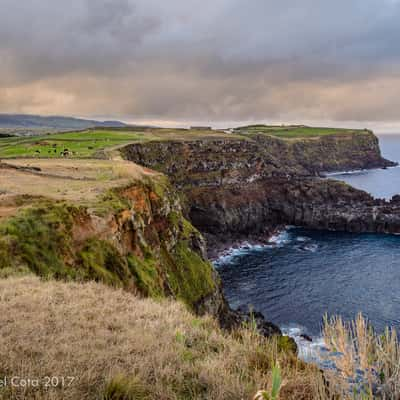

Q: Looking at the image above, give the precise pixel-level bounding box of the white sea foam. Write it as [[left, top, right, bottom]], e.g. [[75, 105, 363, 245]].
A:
[[213, 241, 273, 266], [296, 236, 309, 242], [325, 169, 368, 177], [281, 324, 327, 365], [295, 243, 319, 253], [324, 164, 400, 178], [268, 229, 292, 246], [213, 228, 293, 267]]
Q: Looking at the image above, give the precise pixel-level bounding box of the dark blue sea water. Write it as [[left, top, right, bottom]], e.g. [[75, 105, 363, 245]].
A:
[[328, 134, 400, 200], [216, 135, 400, 342]]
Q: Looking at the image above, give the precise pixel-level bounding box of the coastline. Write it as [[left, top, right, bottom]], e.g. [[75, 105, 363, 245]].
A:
[[207, 226, 287, 262], [322, 163, 399, 178], [210, 226, 323, 362]]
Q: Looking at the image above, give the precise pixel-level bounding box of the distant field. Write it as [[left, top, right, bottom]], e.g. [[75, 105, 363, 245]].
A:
[[0, 129, 153, 158], [0, 128, 241, 159], [235, 125, 368, 138]]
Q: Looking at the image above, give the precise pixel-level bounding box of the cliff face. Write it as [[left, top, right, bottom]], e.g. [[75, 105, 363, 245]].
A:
[[122, 131, 400, 253], [250, 131, 395, 173], [0, 159, 282, 336], [121, 131, 394, 190], [0, 176, 221, 314], [121, 138, 295, 188], [188, 178, 400, 252]]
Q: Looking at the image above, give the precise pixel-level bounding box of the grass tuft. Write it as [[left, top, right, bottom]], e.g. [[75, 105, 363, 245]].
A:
[[103, 375, 149, 400], [323, 313, 400, 398]]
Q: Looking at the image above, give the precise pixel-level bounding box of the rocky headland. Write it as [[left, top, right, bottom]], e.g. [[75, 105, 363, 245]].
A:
[[122, 129, 399, 255]]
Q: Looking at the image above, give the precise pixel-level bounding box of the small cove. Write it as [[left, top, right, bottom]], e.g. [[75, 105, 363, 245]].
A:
[[216, 134, 400, 358]]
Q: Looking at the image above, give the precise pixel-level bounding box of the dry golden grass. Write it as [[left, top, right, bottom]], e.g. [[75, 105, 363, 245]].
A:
[[0, 159, 158, 216], [323, 313, 400, 398], [0, 276, 326, 400]]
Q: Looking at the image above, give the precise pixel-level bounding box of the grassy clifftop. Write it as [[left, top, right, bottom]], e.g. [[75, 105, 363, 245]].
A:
[[0, 125, 373, 159], [0, 159, 216, 310], [2, 125, 390, 181], [234, 124, 368, 139]]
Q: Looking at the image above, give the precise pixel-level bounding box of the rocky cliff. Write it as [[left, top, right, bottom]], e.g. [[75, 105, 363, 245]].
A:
[[188, 178, 400, 255], [0, 161, 281, 335], [122, 130, 400, 254], [121, 130, 394, 190], [249, 130, 395, 174], [0, 173, 216, 311], [121, 138, 294, 188]]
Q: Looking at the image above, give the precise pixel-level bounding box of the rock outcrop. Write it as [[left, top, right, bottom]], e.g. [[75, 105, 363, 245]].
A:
[[250, 131, 395, 174], [121, 131, 394, 190], [121, 138, 296, 188], [188, 178, 400, 253]]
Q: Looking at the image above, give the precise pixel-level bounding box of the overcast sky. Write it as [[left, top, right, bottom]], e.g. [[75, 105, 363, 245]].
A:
[[1, 0, 400, 130]]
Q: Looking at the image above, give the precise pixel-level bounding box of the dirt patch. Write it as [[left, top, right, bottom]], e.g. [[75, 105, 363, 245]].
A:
[[0, 159, 159, 216], [0, 205, 19, 219]]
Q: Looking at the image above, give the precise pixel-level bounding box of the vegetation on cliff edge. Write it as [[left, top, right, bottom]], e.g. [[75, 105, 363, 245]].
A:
[[234, 125, 368, 139], [0, 177, 216, 310]]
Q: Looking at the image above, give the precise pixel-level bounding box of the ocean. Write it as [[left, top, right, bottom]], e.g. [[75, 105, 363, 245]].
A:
[[215, 134, 400, 357], [327, 134, 400, 199]]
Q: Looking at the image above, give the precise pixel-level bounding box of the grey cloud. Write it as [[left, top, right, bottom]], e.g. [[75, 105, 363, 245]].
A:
[[1, 0, 400, 124]]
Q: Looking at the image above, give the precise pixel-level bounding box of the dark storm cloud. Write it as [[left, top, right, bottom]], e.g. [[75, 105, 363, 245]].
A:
[[1, 0, 400, 124]]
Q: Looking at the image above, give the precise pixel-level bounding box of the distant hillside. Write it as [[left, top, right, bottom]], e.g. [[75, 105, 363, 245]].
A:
[[0, 114, 127, 130]]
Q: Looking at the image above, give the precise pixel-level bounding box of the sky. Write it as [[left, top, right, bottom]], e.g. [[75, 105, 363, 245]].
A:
[[2, 0, 400, 131]]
